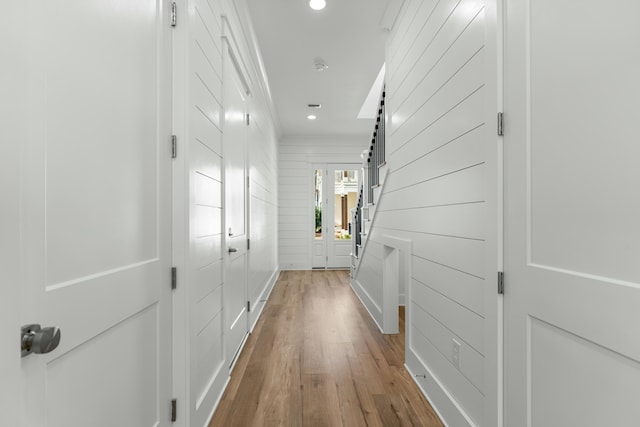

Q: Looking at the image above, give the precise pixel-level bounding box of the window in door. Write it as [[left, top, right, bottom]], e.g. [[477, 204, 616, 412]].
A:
[[332, 169, 358, 240], [314, 169, 323, 240]]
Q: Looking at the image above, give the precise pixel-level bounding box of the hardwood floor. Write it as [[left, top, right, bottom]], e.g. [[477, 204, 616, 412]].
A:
[[209, 270, 443, 427]]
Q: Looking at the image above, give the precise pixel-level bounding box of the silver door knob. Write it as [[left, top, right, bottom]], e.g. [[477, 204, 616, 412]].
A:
[[21, 324, 61, 357], [228, 247, 238, 253]]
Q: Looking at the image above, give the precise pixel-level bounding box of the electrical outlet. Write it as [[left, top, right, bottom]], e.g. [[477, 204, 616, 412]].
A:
[[452, 338, 461, 369]]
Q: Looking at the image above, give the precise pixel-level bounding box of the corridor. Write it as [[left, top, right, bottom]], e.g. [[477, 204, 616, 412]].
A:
[[209, 270, 443, 426]]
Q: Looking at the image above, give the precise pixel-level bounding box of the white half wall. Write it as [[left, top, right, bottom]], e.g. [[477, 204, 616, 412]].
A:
[[356, 0, 500, 425]]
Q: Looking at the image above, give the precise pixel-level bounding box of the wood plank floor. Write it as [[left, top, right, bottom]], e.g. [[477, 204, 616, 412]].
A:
[[209, 270, 443, 427]]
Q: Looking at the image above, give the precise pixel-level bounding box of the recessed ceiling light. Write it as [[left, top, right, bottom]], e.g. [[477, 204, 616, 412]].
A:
[[309, 0, 326, 11], [307, 115, 317, 120]]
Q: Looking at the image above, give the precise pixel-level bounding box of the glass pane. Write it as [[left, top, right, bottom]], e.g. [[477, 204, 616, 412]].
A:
[[314, 169, 322, 240], [333, 169, 358, 240]]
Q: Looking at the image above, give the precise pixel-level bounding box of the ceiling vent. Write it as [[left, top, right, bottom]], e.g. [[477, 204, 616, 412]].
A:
[[307, 103, 322, 108]]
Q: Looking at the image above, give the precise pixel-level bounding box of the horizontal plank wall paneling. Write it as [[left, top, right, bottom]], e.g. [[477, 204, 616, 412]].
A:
[[173, 0, 281, 426], [278, 137, 364, 270], [187, 0, 227, 424], [247, 102, 279, 330], [355, 0, 499, 426]]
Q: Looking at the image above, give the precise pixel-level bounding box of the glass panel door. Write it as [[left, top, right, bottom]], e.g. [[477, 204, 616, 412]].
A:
[[328, 165, 359, 267], [312, 164, 360, 268], [311, 166, 327, 268]]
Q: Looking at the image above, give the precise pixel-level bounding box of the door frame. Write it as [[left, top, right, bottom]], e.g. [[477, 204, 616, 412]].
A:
[[2, 7, 24, 421], [8, 0, 173, 423], [311, 163, 327, 268], [310, 163, 360, 269], [0, 73, 22, 426], [222, 18, 251, 371]]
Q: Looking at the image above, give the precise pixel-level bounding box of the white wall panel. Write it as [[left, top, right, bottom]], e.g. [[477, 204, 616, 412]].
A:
[[411, 323, 484, 425], [387, 0, 439, 83], [382, 164, 484, 209], [390, 50, 485, 145], [412, 298, 484, 391], [412, 255, 484, 316], [355, 1, 499, 425], [278, 136, 363, 270], [389, 88, 484, 167], [173, 0, 280, 425], [413, 278, 484, 354]]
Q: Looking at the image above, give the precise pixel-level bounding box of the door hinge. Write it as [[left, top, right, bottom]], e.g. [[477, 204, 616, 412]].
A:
[[171, 267, 177, 290], [171, 135, 177, 159], [247, 238, 250, 250], [170, 2, 177, 27], [497, 112, 504, 136], [171, 398, 177, 422], [498, 271, 504, 294], [246, 113, 250, 126], [247, 300, 251, 312]]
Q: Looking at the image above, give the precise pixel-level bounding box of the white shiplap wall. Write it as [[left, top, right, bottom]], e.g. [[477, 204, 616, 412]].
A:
[[356, 0, 499, 425], [173, 0, 280, 425], [278, 136, 365, 270], [247, 94, 279, 330]]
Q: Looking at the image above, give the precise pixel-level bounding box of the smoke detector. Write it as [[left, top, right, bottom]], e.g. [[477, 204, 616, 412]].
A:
[[313, 57, 328, 71]]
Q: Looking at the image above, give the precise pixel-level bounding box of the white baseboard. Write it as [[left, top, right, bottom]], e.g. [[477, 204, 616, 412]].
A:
[[201, 375, 230, 427], [405, 349, 477, 427], [249, 268, 280, 333], [350, 278, 383, 333], [205, 268, 280, 426]]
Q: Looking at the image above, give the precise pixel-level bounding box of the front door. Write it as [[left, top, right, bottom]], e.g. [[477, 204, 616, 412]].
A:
[[223, 48, 249, 368], [13, 0, 173, 426], [312, 164, 359, 268], [504, 1, 640, 425]]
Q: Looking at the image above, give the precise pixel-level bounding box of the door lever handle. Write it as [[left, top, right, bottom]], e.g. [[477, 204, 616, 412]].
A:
[[21, 324, 61, 357], [228, 247, 238, 253]]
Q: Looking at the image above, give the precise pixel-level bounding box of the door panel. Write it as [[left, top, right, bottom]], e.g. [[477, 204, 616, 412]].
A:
[[311, 164, 359, 268], [327, 165, 359, 268], [19, 0, 172, 426], [46, 308, 159, 425], [312, 166, 327, 268], [504, 1, 640, 425], [223, 48, 249, 368]]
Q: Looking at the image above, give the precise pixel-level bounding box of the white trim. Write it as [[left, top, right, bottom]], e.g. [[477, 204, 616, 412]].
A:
[[381, 235, 412, 334], [171, 0, 189, 423], [406, 351, 478, 427], [350, 278, 383, 333], [249, 269, 280, 333], [201, 376, 230, 427], [229, 0, 283, 138], [221, 14, 252, 96]]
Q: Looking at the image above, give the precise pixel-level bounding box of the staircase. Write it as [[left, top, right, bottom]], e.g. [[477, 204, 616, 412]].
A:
[[351, 87, 387, 278]]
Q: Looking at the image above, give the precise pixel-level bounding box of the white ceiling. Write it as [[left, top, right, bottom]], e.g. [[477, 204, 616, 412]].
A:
[[245, 0, 390, 139]]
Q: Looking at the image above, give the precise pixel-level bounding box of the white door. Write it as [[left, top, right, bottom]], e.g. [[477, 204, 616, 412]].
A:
[[11, 0, 173, 426], [504, 1, 640, 426], [312, 164, 359, 268], [223, 50, 249, 368], [312, 165, 328, 268], [327, 164, 360, 267]]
